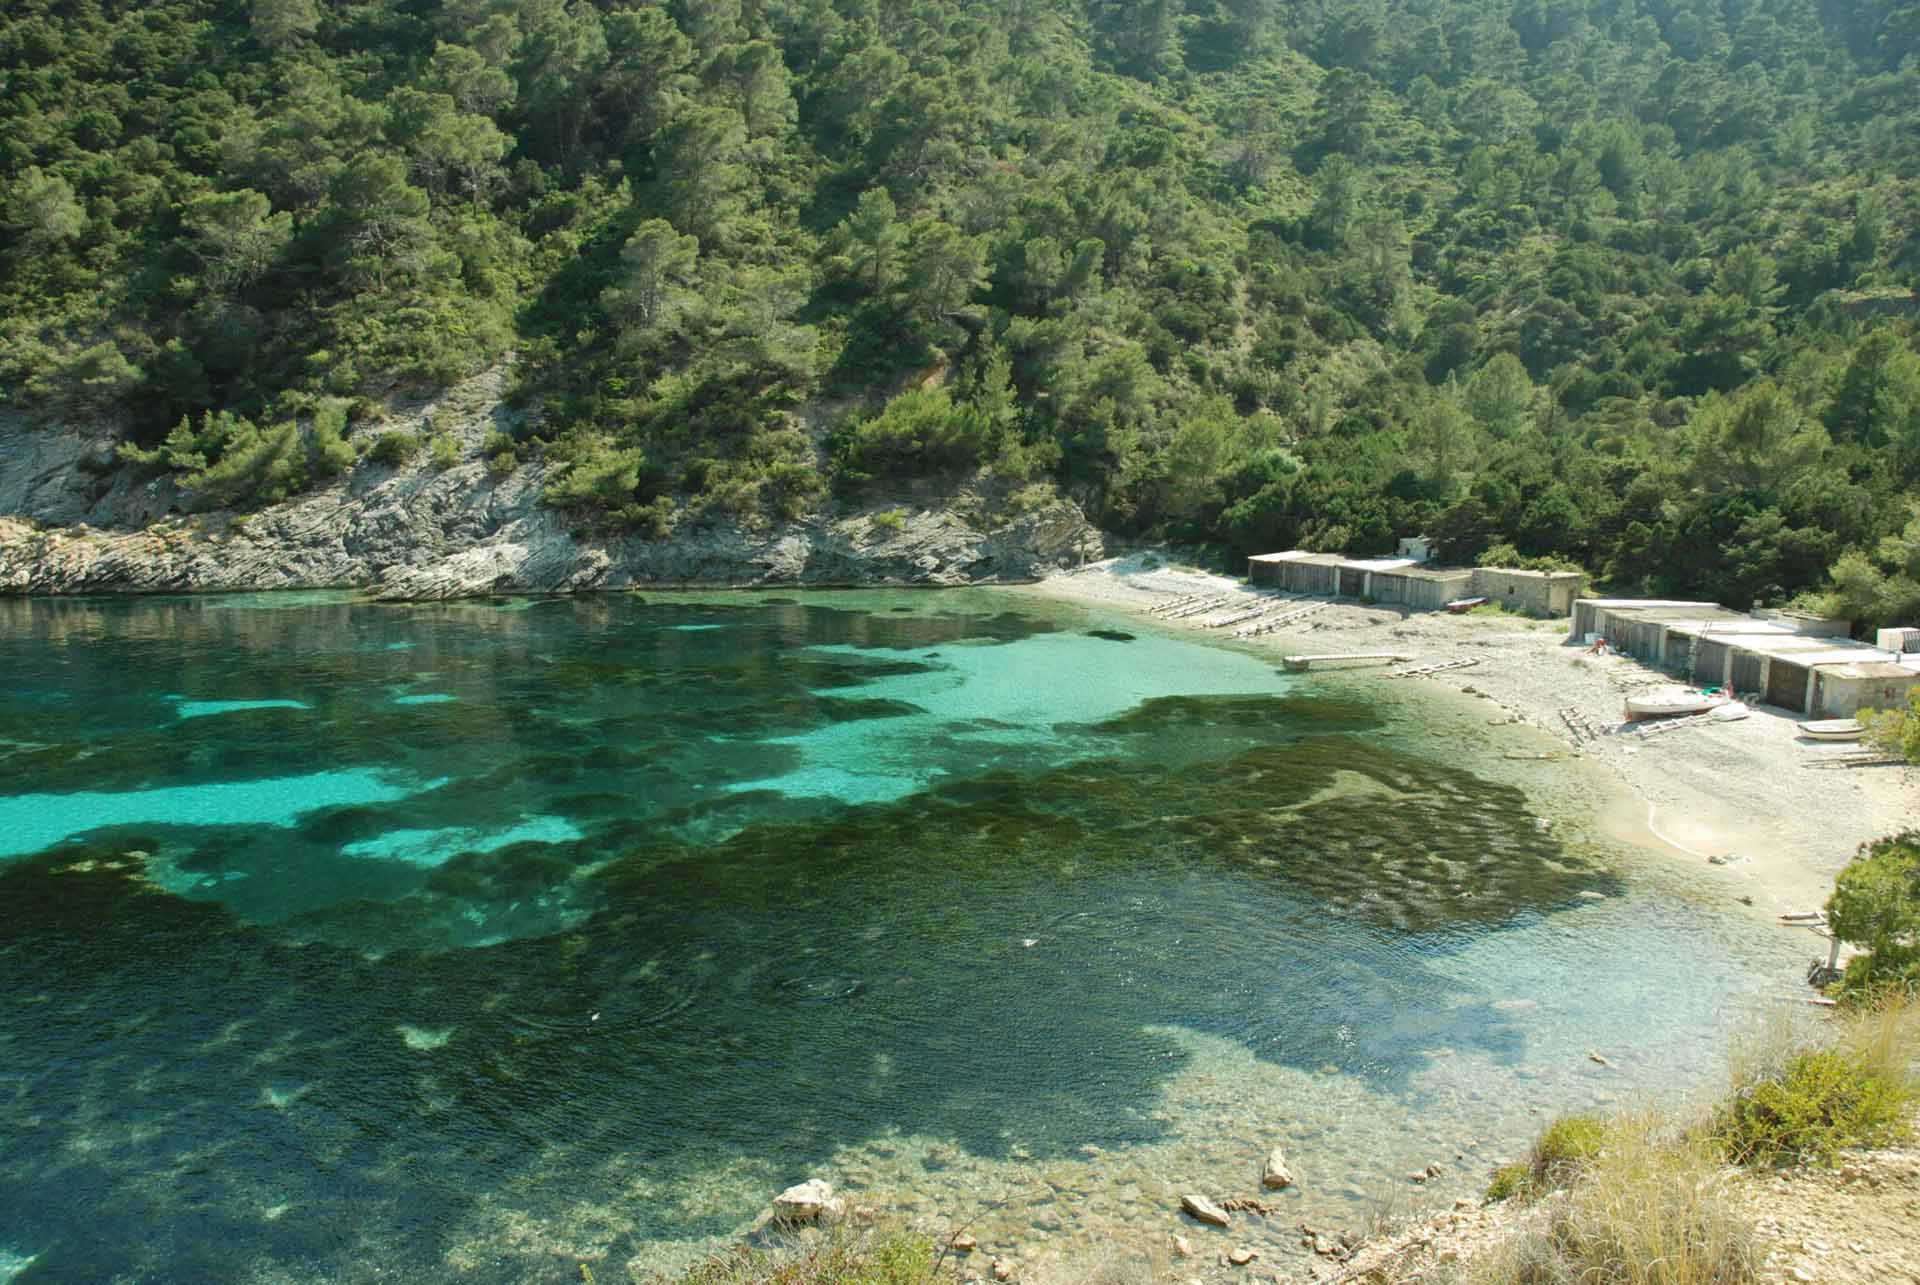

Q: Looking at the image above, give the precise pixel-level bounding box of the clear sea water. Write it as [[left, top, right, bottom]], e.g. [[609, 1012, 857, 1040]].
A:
[[0, 591, 1798, 1280]]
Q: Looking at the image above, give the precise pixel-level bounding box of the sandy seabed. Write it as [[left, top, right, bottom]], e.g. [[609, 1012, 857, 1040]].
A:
[[640, 559, 1920, 1285]]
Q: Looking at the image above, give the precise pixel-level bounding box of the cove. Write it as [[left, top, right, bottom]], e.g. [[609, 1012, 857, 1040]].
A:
[[0, 591, 1794, 1281]]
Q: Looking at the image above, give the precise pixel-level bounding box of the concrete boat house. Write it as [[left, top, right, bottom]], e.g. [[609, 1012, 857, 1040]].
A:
[[1571, 599, 1920, 718], [1247, 549, 1583, 617]]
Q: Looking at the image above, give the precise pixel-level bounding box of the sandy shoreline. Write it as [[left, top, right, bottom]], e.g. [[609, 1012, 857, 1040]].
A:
[[1015, 553, 1919, 929]]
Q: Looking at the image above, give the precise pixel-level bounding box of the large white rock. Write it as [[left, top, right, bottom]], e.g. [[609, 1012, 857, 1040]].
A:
[[772, 1178, 844, 1225]]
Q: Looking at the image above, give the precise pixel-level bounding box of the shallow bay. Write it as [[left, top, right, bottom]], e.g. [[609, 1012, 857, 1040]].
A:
[[0, 591, 1793, 1280]]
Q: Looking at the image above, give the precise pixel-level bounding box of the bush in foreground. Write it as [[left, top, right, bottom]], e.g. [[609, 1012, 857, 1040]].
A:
[[1460, 999, 1917, 1284], [1716, 1047, 1911, 1167], [1467, 1114, 1756, 1285]]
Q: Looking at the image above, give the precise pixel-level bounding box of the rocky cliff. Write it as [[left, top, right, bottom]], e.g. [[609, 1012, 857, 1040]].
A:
[[0, 371, 1105, 598]]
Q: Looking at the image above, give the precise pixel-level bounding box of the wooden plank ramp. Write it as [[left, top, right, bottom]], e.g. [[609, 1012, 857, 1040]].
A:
[[1165, 596, 1231, 619], [1237, 602, 1328, 637], [1803, 751, 1907, 769], [1147, 593, 1211, 616], [1637, 711, 1716, 738], [1388, 657, 1481, 679], [1205, 595, 1289, 628], [1558, 707, 1604, 744], [1283, 651, 1411, 672]]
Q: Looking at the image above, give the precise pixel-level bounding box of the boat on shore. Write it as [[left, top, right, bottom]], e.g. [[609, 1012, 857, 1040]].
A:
[[1798, 718, 1865, 742], [1624, 689, 1729, 721], [1444, 596, 1488, 614]]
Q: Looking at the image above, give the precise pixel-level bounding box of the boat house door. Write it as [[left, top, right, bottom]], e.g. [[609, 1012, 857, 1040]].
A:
[[1765, 659, 1809, 713]]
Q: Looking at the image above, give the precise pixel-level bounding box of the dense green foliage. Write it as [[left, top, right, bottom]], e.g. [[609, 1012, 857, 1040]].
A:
[[1715, 1046, 1911, 1165], [1828, 829, 1920, 998], [3, 0, 1918, 620], [1862, 687, 1920, 763]]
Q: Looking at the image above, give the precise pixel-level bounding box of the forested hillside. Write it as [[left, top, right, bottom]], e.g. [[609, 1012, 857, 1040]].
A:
[[3, 0, 1918, 623]]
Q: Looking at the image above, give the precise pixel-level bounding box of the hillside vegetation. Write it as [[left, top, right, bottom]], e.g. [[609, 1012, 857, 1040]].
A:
[[3, 0, 1918, 623]]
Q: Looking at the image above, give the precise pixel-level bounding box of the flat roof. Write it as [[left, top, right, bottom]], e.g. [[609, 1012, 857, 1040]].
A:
[[1577, 598, 1721, 610], [1370, 566, 1472, 582], [1249, 551, 1417, 572], [1815, 662, 1918, 681], [1251, 550, 1345, 565], [1628, 609, 1764, 627], [1767, 644, 1898, 666], [1476, 567, 1582, 580]]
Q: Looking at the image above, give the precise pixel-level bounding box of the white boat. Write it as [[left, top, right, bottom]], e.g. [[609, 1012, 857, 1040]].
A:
[[1624, 689, 1728, 721], [1798, 718, 1865, 742]]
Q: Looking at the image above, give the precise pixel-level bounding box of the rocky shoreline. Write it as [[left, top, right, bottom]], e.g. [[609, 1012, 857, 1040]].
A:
[[0, 371, 1105, 600]]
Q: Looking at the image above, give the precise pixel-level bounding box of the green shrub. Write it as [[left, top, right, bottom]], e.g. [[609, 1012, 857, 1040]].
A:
[[368, 430, 421, 467], [430, 432, 459, 469], [870, 508, 907, 534], [1529, 1113, 1610, 1189], [1828, 831, 1920, 1001], [1860, 693, 1920, 765], [544, 441, 645, 512], [617, 497, 676, 540], [1477, 542, 1585, 575], [764, 460, 825, 520], [1484, 1162, 1530, 1203], [488, 450, 518, 476], [1716, 1047, 1911, 1166], [834, 388, 996, 487], [311, 401, 356, 478]]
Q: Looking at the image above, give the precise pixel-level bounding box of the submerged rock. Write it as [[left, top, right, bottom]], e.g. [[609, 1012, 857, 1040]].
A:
[[772, 1179, 843, 1225], [1262, 1147, 1295, 1190], [1181, 1194, 1231, 1228]]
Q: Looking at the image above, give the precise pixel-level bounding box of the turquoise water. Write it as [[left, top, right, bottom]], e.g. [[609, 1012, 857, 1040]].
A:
[[0, 592, 1796, 1281]]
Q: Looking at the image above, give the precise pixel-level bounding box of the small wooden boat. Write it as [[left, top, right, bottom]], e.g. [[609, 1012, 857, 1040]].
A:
[[1798, 718, 1865, 742], [1624, 689, 1727, 721], [1445, 596, 1488, 614]]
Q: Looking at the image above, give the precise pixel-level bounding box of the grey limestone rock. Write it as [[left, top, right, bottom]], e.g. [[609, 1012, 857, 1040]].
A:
[[0, 375, 1104, 598]]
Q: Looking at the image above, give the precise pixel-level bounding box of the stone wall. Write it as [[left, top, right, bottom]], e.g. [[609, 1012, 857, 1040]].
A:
[[1468, 568, 1584, 617]]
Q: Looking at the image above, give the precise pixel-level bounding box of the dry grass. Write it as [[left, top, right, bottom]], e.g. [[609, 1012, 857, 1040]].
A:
[[639, 1221, 952, 1285], [1837, 992, 1920, 1086], [1452, 1113, 1755, 1285], [1444, 999, 1920, 1285]]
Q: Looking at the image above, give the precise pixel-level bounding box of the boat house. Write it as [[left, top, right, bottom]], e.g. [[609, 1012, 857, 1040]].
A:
[[1249, 551, 1582, 617], [1571, 599, 1920, 719]]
